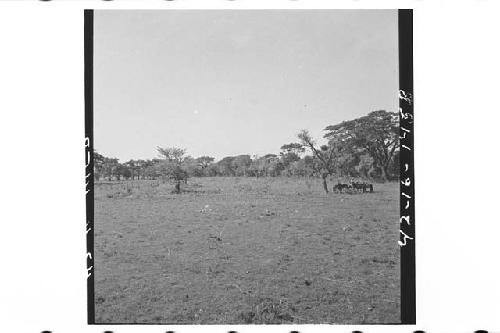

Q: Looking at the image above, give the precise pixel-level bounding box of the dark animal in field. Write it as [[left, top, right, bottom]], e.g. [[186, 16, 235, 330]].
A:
[[333, 181, 373, 193], [333, 183, 351, 193], [351, 181, 374, 193], [351, 182, 363, 192]]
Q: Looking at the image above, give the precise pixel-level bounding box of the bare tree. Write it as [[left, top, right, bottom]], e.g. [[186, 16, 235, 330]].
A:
[[297, 130, 336, 193]]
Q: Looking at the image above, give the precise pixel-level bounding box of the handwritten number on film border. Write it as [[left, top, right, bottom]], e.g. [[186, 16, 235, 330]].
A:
[[85, 137, 93, 278], [398, 90, 413, 247]]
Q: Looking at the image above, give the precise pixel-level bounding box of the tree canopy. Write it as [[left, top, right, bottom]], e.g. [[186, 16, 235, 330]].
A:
[[324, 110, 399, 180], [157, 147, 187, 165], [93, 110, 400, 186]]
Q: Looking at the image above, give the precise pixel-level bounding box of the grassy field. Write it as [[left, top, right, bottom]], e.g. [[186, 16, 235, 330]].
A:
[[94, 176, 400, 324]]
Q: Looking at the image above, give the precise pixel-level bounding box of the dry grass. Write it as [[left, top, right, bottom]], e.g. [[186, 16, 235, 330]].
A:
[[94, 177, 400, 324]]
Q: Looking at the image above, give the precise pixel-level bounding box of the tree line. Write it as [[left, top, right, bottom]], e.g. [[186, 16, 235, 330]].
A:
[[94, 110, 400, 193]]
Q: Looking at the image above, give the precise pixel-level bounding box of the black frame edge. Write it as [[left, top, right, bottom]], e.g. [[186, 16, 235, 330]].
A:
[[398, 9, 416, 325], [84, 9, 95, 325]]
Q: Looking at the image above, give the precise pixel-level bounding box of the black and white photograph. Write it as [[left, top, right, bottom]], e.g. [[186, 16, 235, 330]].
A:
[[4, 0, 500, 332], [87, 9, 409, 325]]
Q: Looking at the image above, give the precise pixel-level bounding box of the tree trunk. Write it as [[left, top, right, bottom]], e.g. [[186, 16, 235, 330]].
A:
[[367, 165, 376, 180], [380, 166, 388, 182], [322, 173, 329, 194], [175, 180, 181, 194]]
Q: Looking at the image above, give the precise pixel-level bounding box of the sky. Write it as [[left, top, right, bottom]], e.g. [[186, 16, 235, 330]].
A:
[[94, 10, 399, 162]]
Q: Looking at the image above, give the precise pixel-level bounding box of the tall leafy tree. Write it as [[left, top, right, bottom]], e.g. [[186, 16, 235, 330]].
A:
[[324, 110, 399, 181]]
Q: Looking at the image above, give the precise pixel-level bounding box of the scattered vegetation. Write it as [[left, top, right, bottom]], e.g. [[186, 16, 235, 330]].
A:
[[93, 111, 400, 194]]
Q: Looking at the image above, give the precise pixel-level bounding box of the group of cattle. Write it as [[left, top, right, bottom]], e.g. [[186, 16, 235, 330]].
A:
[[333, 181, 374, 193]]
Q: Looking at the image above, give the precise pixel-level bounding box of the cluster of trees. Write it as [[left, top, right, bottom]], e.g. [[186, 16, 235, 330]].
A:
[[94, 110, 400, 193]]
